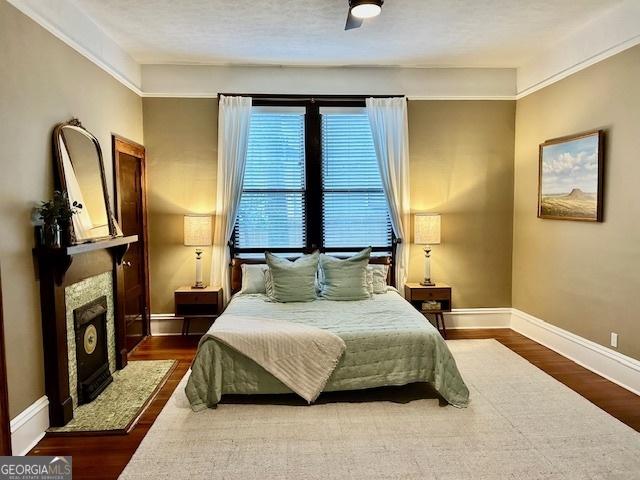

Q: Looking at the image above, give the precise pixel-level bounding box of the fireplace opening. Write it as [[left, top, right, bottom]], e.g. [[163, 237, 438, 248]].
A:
[[74, 296, 112, 404]]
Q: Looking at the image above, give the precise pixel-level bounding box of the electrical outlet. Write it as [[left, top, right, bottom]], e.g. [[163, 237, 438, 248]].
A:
[[610, 332, 618, 348]]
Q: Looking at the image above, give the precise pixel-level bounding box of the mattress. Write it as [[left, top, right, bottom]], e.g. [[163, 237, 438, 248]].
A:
[[185, 289, 470, 409]]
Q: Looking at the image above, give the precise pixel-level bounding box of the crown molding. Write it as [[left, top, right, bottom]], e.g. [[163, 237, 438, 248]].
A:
[[140, 93, 518, 101], [516, 0, 640, 98], [515, 35, 640, 99], [7, 0, 142, 95], [406, 96, 516, 101], [8, 0, 640, 101]]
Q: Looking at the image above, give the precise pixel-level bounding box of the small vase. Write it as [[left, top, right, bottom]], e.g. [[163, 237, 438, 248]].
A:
[[34, 225, 45, 247], [59, 219, 72, 246], [44, 222, 61, 248]]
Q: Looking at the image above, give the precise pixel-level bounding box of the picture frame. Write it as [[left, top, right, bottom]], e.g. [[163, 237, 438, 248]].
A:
[[538, 130, 604, 222]]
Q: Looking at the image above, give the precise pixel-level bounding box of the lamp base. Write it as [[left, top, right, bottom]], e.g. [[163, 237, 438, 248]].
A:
[[192, 249, 205, 289], [421, 246, 435, 287]]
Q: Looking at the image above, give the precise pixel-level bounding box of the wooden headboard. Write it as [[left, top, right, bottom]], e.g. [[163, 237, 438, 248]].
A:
[[231, 255, 393, 295]]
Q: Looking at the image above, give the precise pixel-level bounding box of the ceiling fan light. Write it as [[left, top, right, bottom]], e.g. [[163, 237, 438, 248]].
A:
[[351, 1, 382, 19]]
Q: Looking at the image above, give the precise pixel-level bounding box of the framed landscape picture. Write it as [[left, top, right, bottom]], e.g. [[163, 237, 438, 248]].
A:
[[538, 130, 604, 222]]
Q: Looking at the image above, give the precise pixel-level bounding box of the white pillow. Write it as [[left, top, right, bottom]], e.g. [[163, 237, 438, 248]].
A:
[[240, 264, 269, 294], [367, 264, 389, 294]]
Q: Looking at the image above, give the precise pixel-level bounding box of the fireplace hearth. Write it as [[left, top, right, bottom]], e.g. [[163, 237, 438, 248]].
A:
[[74, 296, 112, 404]]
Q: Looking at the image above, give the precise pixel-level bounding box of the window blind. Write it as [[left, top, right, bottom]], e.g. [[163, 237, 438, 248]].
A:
[[234, 112, 306, 249], [321, 113, 392, 249]]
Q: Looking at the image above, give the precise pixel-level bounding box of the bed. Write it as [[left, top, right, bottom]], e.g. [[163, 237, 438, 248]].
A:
[[185, 257, 470, 410]]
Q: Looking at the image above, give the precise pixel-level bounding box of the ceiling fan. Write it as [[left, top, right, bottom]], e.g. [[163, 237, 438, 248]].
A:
[[345, 0, 384, 30]]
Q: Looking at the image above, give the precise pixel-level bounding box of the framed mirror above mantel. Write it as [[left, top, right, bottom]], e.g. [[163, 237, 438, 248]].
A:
[[52, 118, 118, 244], [35, 117, 138, 286]]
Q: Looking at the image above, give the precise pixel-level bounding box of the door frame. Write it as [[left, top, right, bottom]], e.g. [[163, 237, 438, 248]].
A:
[[112, 134, 151, 344], [0, 270, 12, 454]]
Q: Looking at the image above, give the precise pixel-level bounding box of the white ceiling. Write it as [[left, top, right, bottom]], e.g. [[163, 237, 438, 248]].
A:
[[70, 0, 621, 68]]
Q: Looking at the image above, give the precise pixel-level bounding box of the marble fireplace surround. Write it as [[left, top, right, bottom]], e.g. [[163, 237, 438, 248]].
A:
[[64, 271, 116, 409]]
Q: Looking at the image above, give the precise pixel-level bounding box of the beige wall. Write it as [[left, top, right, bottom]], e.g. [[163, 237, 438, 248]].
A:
[[143, 99, 516, 312], [513, 45, 640, 360], [0, 1, 143, 418], [408, 101, 515, 308], [142, 98, 218, 314]]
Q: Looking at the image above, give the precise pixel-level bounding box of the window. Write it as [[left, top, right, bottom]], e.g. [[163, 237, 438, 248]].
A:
[[321, 109, 392, 250], [233, 98, 393, 256], [234, 109, 306, 250]]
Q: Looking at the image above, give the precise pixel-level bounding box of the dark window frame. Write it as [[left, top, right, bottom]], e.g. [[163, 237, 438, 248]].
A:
[[226, 94, 401, 258]]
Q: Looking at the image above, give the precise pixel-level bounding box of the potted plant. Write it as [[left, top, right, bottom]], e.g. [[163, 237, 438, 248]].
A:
[[36, 191, 82, 247]]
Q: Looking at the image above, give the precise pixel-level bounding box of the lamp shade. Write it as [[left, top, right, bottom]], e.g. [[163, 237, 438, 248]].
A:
[[184, 215, 212, 246], [414, 213, 441, 245]]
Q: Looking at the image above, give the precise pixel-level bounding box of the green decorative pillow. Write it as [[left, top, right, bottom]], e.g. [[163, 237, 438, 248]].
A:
[[265, 251, 319, 303], [319, 248, 372, 301]]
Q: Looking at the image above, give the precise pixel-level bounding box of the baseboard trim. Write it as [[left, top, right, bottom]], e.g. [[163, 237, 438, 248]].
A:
[[150, 313, 208, 336], [444, 308, 512, 329], [510, 309, 640, 396], [10, 396, 49, 456]]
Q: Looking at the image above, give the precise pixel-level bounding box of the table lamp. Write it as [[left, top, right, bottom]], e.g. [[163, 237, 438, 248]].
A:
[[184, 215, 212, 289], [414, 213, 441, 286]]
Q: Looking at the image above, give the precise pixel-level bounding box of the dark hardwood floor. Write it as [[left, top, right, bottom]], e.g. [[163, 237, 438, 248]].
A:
[[30, 330, 640, 479], [447, 329, 640, 431], [29, 336, 200, 478]]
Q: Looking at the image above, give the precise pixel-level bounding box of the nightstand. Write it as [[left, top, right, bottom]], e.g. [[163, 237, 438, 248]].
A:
[[174, 286, 223, 335], [404, 283, 452, 339]]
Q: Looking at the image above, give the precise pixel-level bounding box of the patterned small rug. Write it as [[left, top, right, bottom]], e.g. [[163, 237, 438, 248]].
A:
[[49, 360, 176, 434]]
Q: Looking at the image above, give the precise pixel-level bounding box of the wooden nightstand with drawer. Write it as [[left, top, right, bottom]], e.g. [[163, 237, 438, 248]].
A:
[[174, 286, 223, 335], [404, 283, 452, 338]]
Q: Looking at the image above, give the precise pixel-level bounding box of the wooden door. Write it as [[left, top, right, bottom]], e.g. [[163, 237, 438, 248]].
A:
[[113, 136, 150, 352], [0, 270, 11, 454]]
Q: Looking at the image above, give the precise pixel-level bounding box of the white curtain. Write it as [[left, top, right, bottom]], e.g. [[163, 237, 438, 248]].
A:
[[366, 97, 411, 291], [211, 95, 252, 304]]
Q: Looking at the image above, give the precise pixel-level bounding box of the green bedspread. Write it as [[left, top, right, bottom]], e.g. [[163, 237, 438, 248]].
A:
[[186, 290, 470, 409]]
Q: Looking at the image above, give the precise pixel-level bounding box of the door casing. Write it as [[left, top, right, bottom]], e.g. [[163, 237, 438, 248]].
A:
[[112, 135, 151, 348]]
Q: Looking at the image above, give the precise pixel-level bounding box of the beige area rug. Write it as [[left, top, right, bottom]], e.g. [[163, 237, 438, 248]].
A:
[[49, 360, 176, 434], [119, 340, 640, 479]]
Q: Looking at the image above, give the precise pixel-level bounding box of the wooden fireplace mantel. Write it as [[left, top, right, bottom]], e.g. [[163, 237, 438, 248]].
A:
[[35, 235, 137, 426], [34, 235, 137, 283]]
